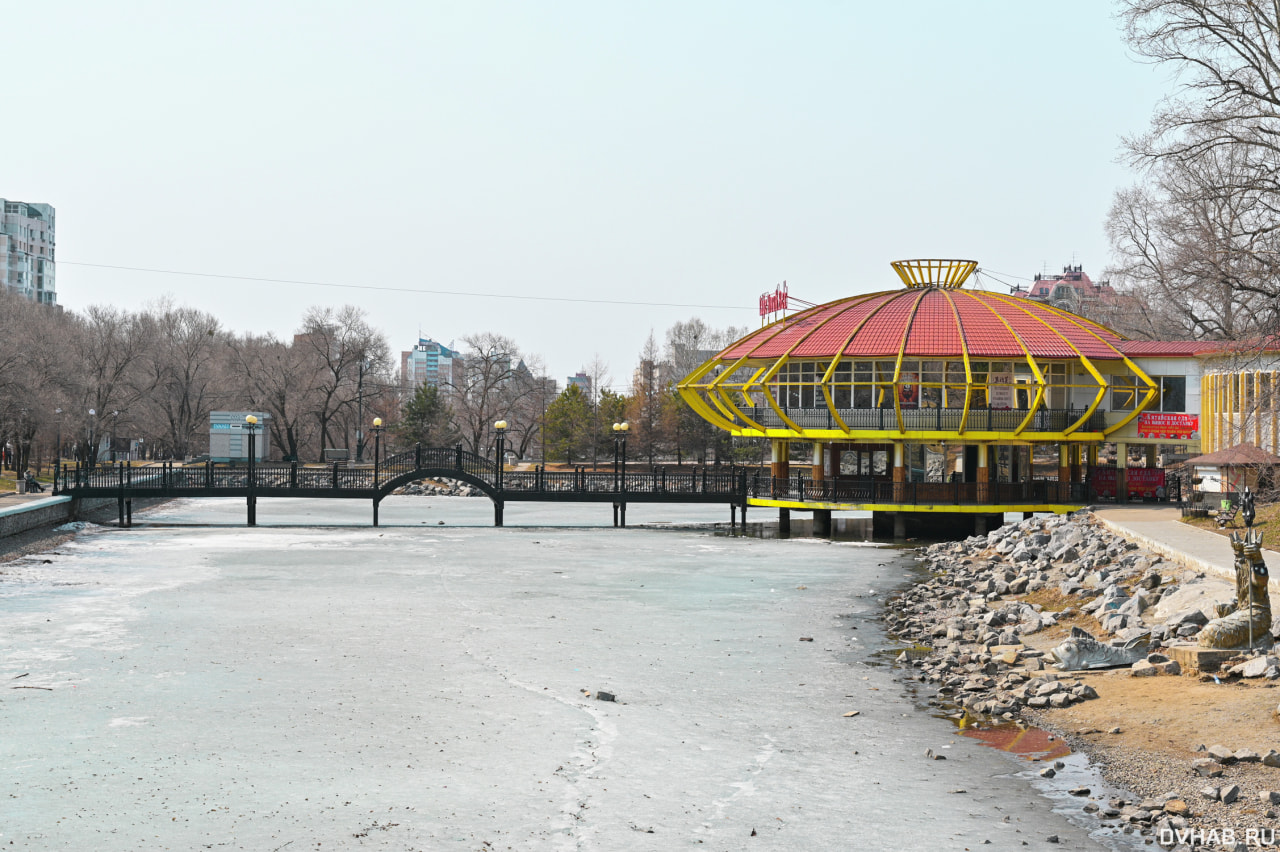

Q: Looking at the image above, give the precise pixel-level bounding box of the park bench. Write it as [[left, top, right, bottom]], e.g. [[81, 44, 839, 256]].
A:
[[1215, 501, 1239, 528]]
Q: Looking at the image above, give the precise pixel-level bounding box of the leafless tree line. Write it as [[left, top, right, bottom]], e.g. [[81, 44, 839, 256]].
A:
[[0, 293, 560, 470], [1105, 1, 1280, 342]]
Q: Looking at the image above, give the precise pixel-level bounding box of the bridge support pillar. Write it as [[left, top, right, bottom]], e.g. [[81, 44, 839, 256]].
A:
[[118, 496, 125, 528], [373, 498, 380, 527], [495, 500, 504, 527], [778, 507, 790, 539], [247, 494, 257, 527], [730, 503, 737, 533], [126, 499, 132, 528], [893, 512, 905, 541], [813, 509, 831, 538], [620, 502, 627, 527]]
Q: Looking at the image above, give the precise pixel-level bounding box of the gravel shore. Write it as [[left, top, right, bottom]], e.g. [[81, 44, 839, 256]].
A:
[[886, 510, 1280, 849]]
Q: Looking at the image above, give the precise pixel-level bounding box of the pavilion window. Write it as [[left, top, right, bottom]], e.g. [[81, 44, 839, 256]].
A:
[[921, 360, 944, 408], [1111, 376, 1138, 411], [969, 361, 989, 408], [800, 361, 818, 408], [876, 361, 896, 408], [832, 361, 852, 408], [1044, 363, 1067, 409], [945, 360, 966, 408], [1157, 376, 1186, 412], [853, 361, 873, 408]]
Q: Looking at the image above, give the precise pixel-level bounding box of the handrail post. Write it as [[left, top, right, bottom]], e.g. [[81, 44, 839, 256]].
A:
[[456, 444, 463, 472], [415, 443, 422, 470]]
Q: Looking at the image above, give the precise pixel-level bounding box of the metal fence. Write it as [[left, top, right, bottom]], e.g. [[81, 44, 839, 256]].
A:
[[745, 406, 1108, 433]]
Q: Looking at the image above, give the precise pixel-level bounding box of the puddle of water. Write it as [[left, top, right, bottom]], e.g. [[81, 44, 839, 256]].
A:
[[956, 719, 1073, 762]]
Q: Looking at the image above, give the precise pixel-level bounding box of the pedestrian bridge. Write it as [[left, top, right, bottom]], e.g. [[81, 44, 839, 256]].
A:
[[53, 446, 750, 528], [53, 445, 1094, 535]]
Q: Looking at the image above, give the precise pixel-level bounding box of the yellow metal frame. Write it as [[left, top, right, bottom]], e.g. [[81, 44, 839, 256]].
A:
[[749, 497, 1079, 515]]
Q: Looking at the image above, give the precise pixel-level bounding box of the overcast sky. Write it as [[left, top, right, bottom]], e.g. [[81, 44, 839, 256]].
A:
[[5, 1, 1169, 390]]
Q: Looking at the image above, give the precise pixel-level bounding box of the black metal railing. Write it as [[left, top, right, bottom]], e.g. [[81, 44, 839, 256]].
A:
[[744, 406, 1108, 433], [53, 445, 1093, 509], [53, 451, 752, 501]]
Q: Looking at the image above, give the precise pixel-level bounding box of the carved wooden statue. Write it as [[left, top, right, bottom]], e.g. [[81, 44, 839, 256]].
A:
[[1199, 529, 1273, 650]]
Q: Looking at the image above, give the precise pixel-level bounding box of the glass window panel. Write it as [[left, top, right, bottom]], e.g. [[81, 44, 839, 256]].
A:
[[1160, 376, 1186, 412], [1111, 376, 1137, 411]]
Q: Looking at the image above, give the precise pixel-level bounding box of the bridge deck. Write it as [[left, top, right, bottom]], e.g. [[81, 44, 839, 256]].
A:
[[52, 445, 1093, 528]]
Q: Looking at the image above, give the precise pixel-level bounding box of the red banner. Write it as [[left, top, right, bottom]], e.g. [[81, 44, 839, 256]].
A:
[[1092, 467, 1166, 499], [1137, 412, 1198, 439]]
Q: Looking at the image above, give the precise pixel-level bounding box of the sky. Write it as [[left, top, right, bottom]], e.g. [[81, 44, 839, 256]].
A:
[[4, 1, 1172, 392]]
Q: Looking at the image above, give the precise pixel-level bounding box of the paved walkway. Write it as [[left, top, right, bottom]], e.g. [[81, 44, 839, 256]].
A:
[[0, 492, 58, 510], [1092, 504, 1279, 590]]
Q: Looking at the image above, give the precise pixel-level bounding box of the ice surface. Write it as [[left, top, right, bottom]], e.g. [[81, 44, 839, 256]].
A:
[[0, 497, 1132, 850]]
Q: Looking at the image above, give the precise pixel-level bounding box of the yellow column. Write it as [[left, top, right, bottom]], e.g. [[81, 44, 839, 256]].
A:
[[1256, 372, 1263, 448], [1272, 372, 1278, 455], [1226, 373, 1233, 446]]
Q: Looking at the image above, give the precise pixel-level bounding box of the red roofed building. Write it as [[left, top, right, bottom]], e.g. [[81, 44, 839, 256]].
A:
[[677, 259, 1280, 535], [1012, 265, 1120, 314]]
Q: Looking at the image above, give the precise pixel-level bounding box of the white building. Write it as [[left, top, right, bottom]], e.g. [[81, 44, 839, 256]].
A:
[[401, 338, 461, 390], [0, 199, 56, 305]]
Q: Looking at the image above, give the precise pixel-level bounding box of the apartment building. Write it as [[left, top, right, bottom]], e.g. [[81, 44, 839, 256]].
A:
[[0, 199, 56, 305]]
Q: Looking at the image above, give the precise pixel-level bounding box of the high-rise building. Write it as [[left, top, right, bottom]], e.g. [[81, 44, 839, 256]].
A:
[[0, 199, 56, 305], [566, 371, 592, 398], [401, 337, 461, 390]]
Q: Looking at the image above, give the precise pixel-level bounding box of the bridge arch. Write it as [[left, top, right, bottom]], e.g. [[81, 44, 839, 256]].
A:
[[375, 468, 498, 502]]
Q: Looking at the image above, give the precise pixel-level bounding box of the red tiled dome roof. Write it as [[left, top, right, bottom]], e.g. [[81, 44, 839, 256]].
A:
[[718, 287, 1129, 363]]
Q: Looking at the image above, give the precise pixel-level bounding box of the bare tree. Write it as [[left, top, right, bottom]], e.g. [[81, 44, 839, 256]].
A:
[[229, 333, 319, 462], [295, 306, 391, 459], [137, 302, 230, 459], [448, 332, 529, 455], [1110, 1, 1280, 341], [627, 331, 664, 466], [1120, 1, 1280, 176], [1106, 136, 1280, 339], [74, 306, 151, 464]]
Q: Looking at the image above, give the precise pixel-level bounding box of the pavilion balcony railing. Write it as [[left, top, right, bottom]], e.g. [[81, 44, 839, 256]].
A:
[[740, 406, 1107, 433], [750, 474, 1092, 506]]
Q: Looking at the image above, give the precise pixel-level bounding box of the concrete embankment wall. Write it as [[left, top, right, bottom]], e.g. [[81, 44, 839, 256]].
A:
[[0, 496, 123, 539]]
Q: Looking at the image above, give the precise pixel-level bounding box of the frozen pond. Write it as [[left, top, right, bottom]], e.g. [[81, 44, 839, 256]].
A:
[[1, 497, 1131, 850]]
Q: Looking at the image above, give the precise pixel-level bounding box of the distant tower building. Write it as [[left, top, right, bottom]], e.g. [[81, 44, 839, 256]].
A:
[[401, 337, 461, 390], [0, 199, 57, 305], [566, 371, 592, 398]]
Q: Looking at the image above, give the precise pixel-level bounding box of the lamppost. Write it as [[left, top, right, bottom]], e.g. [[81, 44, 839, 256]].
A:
[[110, 410, 120, 464], [613, 421, 629, 491], [371, 417, 384, 484], [87, 408, 97, 469], [494, 420, 508, 491], [245, 414, 258, 526], [54, 407, 62, 467]]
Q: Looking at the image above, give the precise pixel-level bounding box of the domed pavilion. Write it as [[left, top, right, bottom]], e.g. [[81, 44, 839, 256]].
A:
[[677, 260, 1160, 537]]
